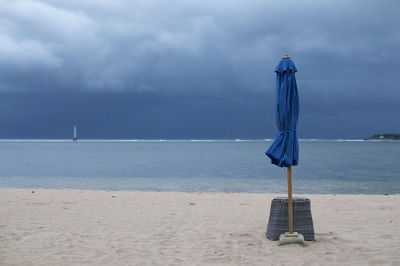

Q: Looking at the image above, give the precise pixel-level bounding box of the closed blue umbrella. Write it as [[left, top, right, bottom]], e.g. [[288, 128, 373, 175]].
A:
[[266, 54, 299, 236]]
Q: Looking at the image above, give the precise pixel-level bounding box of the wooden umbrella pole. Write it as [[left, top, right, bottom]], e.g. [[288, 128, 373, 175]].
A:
[[288, 166, 293, 234]]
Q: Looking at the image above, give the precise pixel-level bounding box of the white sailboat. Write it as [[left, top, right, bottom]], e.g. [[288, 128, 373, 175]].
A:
[[73, 125, 78, 142]]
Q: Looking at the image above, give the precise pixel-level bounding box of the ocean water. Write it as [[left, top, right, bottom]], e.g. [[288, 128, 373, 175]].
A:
[[0, 140, 399, 194]]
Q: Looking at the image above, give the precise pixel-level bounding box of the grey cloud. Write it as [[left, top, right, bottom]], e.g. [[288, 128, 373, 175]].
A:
[[0, 0, 399, 138]]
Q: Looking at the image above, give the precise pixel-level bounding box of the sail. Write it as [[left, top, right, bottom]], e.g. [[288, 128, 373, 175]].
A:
[[73, 126, 77, 140]]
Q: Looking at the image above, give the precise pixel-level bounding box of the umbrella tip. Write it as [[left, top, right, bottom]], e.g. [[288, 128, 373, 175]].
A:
[[282, 54, 290, 58]]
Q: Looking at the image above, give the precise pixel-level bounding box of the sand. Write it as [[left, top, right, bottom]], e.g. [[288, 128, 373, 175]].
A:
[[0, 189, 399, 265]]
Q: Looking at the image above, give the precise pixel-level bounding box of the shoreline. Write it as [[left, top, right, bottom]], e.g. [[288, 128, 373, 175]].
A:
[[1, 188, 399, 265], [1, 186, 399, 196]]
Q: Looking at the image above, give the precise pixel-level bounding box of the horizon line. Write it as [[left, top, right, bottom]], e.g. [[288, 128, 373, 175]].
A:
[[0, 138, 395, 142]]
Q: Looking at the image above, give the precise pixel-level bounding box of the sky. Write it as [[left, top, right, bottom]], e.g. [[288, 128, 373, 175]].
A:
[[0, 0, 399, 139]]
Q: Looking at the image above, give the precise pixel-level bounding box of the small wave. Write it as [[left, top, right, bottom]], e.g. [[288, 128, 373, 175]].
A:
[[299, 139, 365, 142], [334, 139, 365, 142], [0, 139, 70, 142]]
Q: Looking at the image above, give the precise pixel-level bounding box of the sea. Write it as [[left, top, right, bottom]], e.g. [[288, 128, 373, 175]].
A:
[[0, 139, 399, 194]]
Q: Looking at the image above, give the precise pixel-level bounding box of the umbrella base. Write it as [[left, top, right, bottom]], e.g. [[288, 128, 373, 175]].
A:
[[266, 197, 315, 241], [279, 232, 305, 245]]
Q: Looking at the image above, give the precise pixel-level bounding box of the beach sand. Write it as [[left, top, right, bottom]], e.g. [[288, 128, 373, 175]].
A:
[[0, 189, 399, 265]]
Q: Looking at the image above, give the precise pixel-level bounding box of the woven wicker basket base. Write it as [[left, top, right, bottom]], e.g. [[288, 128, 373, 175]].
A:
[[266, 197, 315, 241]]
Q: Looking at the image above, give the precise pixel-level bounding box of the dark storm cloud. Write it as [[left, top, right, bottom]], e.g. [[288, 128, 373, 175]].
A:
[[0, 0, 399, 138]]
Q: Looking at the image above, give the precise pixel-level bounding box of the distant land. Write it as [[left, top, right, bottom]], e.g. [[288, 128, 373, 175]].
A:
[[366, 134, 400, 140]]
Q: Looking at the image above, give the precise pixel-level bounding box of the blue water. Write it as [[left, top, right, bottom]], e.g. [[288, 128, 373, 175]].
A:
[[0, 140, 399, 194]]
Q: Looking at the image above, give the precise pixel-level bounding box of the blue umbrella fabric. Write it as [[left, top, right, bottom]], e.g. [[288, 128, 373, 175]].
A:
[[265, 56, 299, 167]]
